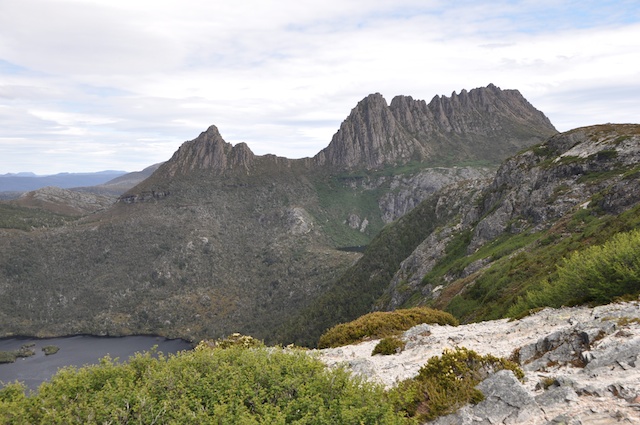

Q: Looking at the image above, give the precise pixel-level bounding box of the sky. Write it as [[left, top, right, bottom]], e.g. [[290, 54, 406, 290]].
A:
[[1, 0, 639, 175]]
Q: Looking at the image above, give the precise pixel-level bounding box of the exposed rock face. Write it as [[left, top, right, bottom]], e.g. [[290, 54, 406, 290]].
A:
[[469, 124, 640, 250], [318, 301, 640, 424], [157, 125, 257, 178], [314, 93, 431, 169], [378, 167, 492, 224], [14, 186, 115, 215], [433, 370, 545, 425], [286, 207, 314, 235], [315, 84, 557, 170]]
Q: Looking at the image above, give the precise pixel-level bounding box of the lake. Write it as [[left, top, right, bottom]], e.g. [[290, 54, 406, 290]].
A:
[[0, 335, 192, 390]]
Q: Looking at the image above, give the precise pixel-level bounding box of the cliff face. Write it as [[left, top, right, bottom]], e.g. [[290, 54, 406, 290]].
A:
[[315, 84, 557, 170], [469, 124, 640, 250], [314, 93, 430, 169]]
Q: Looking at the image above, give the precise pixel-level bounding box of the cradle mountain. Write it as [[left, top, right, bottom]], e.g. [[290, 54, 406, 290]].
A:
[[3, 84, 637, 347]]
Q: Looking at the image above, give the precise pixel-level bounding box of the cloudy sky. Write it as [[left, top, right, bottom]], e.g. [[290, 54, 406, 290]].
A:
[[1, 0, 639, 175]]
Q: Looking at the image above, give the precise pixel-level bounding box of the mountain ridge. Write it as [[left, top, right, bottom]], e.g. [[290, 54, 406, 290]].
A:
[[0, 85, 565, 344], [314, 84, 556, 170], [124, 84, 555, 199]]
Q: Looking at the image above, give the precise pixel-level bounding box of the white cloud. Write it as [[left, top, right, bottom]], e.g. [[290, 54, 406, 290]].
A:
[[0, 0, 639, 174]]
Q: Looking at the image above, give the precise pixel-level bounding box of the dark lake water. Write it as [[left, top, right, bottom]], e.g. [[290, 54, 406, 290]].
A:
[[0, 335, 192, 390]]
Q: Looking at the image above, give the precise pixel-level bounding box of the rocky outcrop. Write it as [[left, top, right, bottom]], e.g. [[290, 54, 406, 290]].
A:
[[155, 125, 257, 178], [314, 93, 429, 170], [318, 301, 640, 424], [378, 167, 492, 224], [315, 84, 557, 170], [432, 370, 545, 425], [469, 124, 640, 250], [14, 186, 115, 215], [382, 124, 640, 309]]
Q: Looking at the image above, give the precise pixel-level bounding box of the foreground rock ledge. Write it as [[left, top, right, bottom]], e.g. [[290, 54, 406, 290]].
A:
[[318, 301, 640, 424]]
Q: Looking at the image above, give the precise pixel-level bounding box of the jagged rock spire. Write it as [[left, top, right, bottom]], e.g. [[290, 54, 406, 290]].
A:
[[315, 84, 557, 170], [157, 125, 256, 178]]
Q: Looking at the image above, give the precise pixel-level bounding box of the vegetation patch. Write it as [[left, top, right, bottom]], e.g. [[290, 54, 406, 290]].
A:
[[42, 345, 60, 356], [539, 376, 557, 390], [198, 333, 263, 349], [0, 351, 17, 364], [0, 343, 408, 424], [0, 344, 36, 364], [372, 336, 406, 356], [310, 174, 386, 247], [588, 149, 618, 161], [531, 143, 553, 158], [390, 347, 523, 422], [423, 198, 640, 324], [508, 228, 640, 317], [0, 204, 76, 231], [318, 307, 458, 349], [615, 317, 640, 327]]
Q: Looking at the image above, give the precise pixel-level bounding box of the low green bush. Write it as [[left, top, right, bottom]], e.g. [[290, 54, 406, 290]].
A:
[[318, 307, 459, 349], [372, 337, 406, 356], [0, 342, 409, 424], [390, 347, 524, 421]]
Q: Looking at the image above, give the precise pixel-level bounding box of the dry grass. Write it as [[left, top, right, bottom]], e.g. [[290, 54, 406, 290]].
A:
[[318, 307, 458, 348]]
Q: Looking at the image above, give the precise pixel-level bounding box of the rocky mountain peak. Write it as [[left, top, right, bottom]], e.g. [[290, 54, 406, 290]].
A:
[[157, 125, 256, 178], [315, 84, 557, 170], [314, 93, 426, 169]]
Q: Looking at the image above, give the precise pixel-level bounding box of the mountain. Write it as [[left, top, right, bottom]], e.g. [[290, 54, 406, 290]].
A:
[[315, 84, 555, 169], [278, 123, 640, 345], [0, 85, 557, 343]]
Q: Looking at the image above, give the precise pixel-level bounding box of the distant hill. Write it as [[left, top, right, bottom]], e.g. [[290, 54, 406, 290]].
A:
[[0, 170, 127, 193], [76, 163, 163, 196], [11, 187, 116, 216]]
